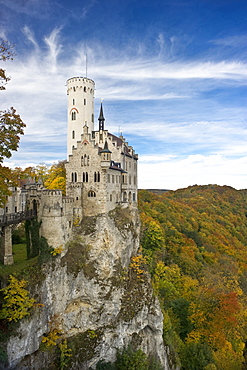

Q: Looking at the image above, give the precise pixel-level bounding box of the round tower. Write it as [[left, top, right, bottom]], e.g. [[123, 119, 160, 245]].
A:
[[67, 77, 95, 156]]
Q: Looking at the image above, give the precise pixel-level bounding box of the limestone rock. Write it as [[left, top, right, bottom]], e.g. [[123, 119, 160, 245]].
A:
[[5, 207, 172, 369]]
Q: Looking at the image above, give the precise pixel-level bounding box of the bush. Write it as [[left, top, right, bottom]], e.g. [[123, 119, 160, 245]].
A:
[[180, 341, 214, 370], [115, 346, 148, 370]]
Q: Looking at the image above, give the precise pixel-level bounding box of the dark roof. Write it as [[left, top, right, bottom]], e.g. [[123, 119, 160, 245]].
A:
[[99, 140, 112, 154]]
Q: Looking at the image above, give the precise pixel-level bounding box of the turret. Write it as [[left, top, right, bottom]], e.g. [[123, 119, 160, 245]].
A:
[[98, 102, 105, 131], [67, 77, 95, 156]]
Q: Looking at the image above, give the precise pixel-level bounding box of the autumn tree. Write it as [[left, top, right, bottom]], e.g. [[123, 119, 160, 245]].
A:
[[0, 38, 25, 205], [44, 160, 66, 195]]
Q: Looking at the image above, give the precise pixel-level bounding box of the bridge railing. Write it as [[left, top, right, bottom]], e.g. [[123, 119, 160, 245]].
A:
[[0, 209, 37, 227]]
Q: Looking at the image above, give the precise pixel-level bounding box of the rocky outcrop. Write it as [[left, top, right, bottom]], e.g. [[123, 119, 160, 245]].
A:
[[5, 206, 171, 369]]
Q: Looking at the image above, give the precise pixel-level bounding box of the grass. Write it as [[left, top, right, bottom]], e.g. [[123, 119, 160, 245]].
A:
[[0, 243, 38, 279]]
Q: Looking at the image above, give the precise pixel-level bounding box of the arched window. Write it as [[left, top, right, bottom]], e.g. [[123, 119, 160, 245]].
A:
[[133, 193, 136, 202], [71, 111, 76, 120], [88, 190, 96, 197], [94, 172, 100, 182], [71, 173, 74, 182], [83, 172, 85, 182], [84, 154, 87, 166], [72, 130, 75, 139], [86, 172, 88, 182], [74, 172, 77, 182], [87, 155, 90, 166], [81, 156, 84, 166]]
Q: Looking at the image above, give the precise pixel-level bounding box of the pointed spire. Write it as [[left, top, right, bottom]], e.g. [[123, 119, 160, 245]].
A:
[[98, 102, 105, 131]]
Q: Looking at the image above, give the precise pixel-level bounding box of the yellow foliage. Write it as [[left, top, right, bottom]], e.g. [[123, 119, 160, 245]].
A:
[[42, 329, 61, 347], [0, 275, 35, 322], [51, 245, 64, 256], [73, 216, 81, 226], [129, 255, 147, 281]]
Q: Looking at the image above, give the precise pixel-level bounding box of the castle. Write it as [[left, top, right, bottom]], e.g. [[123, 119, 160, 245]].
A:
[[0, 76, 138, 263]]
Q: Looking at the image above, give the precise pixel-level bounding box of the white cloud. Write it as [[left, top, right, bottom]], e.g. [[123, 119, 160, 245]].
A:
[[138, 155, 247, 190]]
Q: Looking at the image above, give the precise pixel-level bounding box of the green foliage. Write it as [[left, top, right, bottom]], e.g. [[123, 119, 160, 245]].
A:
[[115, 346, 148, 370], [141, 220, 165, 251], [59, 339, 72, 369], [180, 342, 214, 370], [96, 360, 116, 369], [25, 219, 41, 259], [12, 224, 26, 244], [38, 236, 54, 264], [0, 275, 35, 322]]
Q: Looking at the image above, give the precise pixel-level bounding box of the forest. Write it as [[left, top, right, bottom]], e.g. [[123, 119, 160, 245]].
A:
[[139, 185, 247, 369]]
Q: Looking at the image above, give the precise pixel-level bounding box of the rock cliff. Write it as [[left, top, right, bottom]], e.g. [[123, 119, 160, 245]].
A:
[[4, 206, 171, 369]]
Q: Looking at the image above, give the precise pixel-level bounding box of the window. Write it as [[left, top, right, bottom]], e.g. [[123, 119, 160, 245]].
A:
[[92, 114, 94, 123], [88, 190, 96, 197], [84, 86, 86, 92], [108, 174, 110, 182], [74, 172, 77, 182], [73, 99, 75, 105], [129, 175, 131, 185], [81, 156, 84, 166], [71, 111, 76, 120], [133, 193, 136, 201], [112, 175, 114, 183], [83, 172, 88, 182], [72, 130, 75, 139], [110, 194, 112, 201], [73, 87, 76, 92], [94, 172, 100, 182], [84, 99, 86, 105]]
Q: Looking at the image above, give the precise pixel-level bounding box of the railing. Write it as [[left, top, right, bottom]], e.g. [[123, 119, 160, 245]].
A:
[[0, 209, 37, 227]]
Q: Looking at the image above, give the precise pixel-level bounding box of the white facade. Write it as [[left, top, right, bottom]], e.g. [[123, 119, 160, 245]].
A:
[[67, 77, 95, 156]]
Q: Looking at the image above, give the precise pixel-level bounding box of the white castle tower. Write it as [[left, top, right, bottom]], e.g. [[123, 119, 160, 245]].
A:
[[65, 76, 138, 217], [67, 77, 95, 156]]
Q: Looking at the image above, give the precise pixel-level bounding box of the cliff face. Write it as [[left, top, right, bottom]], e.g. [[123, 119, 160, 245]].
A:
[[5, 207, 170, 369]]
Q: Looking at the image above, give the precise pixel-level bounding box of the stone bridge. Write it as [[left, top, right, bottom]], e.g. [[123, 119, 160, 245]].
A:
[[0, 209, 37, 265]]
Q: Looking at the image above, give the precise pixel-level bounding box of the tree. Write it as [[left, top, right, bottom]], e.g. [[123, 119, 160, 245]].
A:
[[0, 38, 26, 205], [0, 39, 14, 90], [0, 275, 35, 322], [44, 160, 66, 194]]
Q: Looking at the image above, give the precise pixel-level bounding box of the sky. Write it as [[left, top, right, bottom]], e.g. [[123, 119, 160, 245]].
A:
[[1, 0, 247, 190]]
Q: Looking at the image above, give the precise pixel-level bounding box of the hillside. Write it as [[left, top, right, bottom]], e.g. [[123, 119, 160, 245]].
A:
[[139, 185, 247, 370]]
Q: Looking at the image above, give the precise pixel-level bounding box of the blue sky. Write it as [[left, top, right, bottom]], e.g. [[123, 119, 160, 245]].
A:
[[1, 0, 247, 190]]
